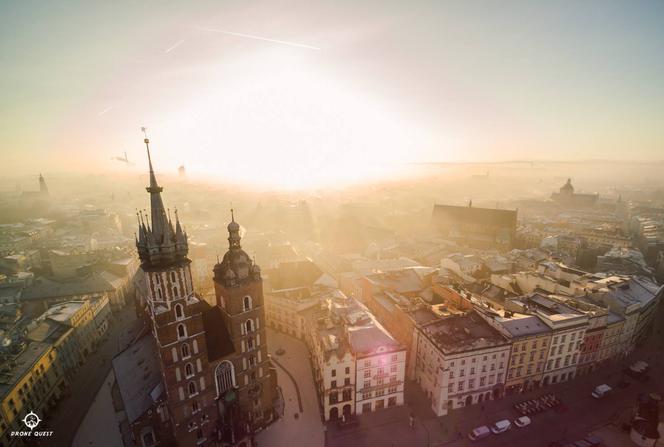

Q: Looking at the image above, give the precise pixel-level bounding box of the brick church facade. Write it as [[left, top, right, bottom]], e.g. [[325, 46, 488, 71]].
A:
[[115, 133, 278, 447]]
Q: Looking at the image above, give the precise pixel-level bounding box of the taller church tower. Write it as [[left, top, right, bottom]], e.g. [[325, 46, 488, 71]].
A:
[[212, 212, 278, 432], [136, 131, 219, 446]]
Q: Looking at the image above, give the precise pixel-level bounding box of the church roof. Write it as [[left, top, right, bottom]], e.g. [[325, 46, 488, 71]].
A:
[[112, 333, 163, 424]]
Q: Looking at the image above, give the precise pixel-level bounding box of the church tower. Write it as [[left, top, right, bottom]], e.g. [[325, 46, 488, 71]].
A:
[[212, 212, 278, 432], [38, 173, 49, 196], [136, 130, 219, 446]]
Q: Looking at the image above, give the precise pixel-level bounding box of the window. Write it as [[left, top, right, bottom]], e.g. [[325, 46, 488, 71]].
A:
[[175, 304, 184, 319], [243, 296, 252, 311], [331, 380, 337, 388], [457, 382, 464, 391], [448, 383, 454, 393], [171, 271, 176, 282], [177, 324, 187, 339], [247, 337, 254, 350], [141, 430, 156, 447], [331, 369, 337, 377], [192, 400, 199, 413], [468, 378, 475, 389], [391, 354, 398, 362], [344, 377, 351, 386], [185, 363, 194, 378], [459, 369, 465, 377], [390, 365, 397, 373], [245, 319, 254, 334], [188, 381, 198, 396], [364, 370, 371, 378], [480, 377, 486, 386], [345, 367, 350, 374], [181, 343, 190, 358], [470, 367, 475, 374], [215, 361, 236, 396]]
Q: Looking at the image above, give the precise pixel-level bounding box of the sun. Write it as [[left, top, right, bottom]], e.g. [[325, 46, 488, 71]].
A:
[[146, 50, 421, 190]]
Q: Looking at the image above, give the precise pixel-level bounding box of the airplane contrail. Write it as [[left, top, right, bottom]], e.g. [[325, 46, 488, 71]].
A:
[[98, 106, 113, 116], [196, 26, 320, 51], [165, 39, 185, 54]]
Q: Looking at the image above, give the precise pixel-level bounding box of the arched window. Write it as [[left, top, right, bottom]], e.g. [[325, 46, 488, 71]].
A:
[[172, 286, 178, 299], [215, 361, 236, 396], [175, 304, 184, 319], [192, 400, 199, 413], [185, 363, 194, 377], [188, 381, 197, 395], [245, 319, 253, 334], [171, 271, 176, 282], [156, 289, 162, 300], [243, 296, 252, 312], [181, 343, 190, 358], [177, 324, 187, 339]]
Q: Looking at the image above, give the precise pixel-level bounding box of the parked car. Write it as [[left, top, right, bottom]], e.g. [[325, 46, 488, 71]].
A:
[[490, 419, 512, 434], [624, 366, 650, 382], [591, 384, 612, 399], [514, 416, 531, 428], [468, 425, 491, 441], [583, 435, 603, 446]]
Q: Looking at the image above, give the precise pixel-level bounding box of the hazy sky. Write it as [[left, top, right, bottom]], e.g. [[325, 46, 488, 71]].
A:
[[1, 0, 663, 188]]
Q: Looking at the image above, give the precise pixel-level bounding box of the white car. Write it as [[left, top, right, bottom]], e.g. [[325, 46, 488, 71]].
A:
[[490, 419, 512, 434], [514, 416, 531, 428]]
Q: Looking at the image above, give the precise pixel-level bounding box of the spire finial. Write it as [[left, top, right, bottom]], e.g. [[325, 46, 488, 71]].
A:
[[231, 207, 235, 222]]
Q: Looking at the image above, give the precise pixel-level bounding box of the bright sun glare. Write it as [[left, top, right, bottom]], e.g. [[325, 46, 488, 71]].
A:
[[148, 50, 424, 189]]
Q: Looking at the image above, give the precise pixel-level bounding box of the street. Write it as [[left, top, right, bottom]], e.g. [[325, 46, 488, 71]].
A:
[[47, 305, 140, 447], [255, 329, 325, 447]]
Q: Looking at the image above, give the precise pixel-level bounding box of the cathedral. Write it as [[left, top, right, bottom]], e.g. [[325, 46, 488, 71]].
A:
[[114, 133, 278, 447]]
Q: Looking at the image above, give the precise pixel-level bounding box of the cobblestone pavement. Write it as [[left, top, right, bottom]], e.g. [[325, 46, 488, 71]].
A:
[[256, 329, 325, 447], [72, 370, 122, 447]]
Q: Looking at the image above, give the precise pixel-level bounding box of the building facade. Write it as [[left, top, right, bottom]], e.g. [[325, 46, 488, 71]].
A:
[[414, 311, 510, 417]]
